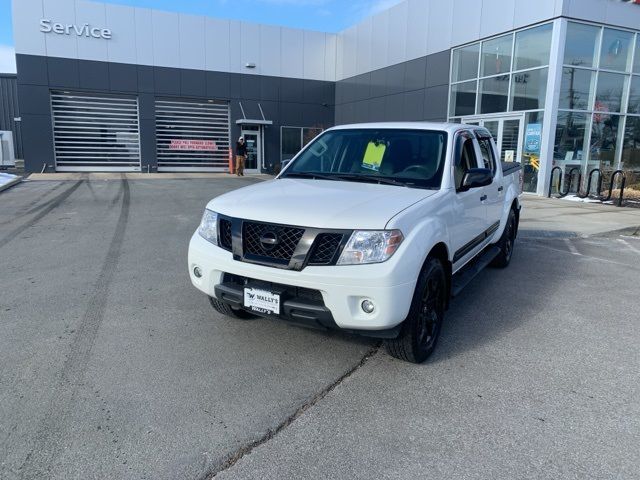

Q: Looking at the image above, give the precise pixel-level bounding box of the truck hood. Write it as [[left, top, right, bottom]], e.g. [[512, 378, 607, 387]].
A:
[[207, 178, 438, 229]]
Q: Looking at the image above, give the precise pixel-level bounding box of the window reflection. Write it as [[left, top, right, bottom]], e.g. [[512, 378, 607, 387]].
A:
[[514, 23, 553, 71], [449, 81, 477, 116], [595, 72, 627, 113], [590, 114, 622, 169], [510, 68, 548, 111], [452, 44, 479, 82], [564, 22, 600, 68], [479, 75, 509, 114], [599, 28, 634, 72], [481, 34, 513, 77], [621, 116, 640, 170], [559, 68, 594, 110]]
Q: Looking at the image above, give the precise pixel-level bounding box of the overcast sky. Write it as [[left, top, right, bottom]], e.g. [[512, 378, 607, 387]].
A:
[[0, 0, 403, 74]]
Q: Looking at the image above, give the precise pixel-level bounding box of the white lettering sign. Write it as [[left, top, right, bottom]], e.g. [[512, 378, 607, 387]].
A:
[[39, 19, 112, 39]]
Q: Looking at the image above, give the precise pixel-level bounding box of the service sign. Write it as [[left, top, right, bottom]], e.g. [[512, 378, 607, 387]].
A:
[[169, 140, 218, 151]]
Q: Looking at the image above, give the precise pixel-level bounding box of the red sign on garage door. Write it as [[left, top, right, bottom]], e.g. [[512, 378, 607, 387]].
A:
[[169, 139, 218, 151]]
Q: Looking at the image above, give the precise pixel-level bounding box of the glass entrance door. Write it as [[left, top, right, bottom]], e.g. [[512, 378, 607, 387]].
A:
[[462, 114, 539, 192], [241, 127, 262, 173]]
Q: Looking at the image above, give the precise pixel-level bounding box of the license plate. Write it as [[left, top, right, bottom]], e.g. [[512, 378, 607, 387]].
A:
[[244, 287, 280, 315]]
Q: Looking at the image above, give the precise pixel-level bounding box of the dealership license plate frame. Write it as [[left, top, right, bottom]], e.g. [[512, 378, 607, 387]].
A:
[[243, 287, 281, 315]]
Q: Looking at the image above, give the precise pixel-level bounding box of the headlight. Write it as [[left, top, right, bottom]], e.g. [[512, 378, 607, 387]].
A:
[[198, 209, 218, 245], [337, 230, 403, 265]]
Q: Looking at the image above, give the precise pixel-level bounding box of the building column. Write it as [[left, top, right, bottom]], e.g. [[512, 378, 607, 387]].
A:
[[138, 93, 157, 173], [537, 18, 567, 196]]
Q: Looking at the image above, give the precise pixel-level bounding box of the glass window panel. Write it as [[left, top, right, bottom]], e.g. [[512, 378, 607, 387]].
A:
[[554, 111, 590, 163], [628, 76, 640, 114], [559, 68, 595, 110], [634, 35, 640, 74], [480, 34, 513, 77], [483, 120, 499, 141], [591, 113, 622, 169], [621, 116, 640, 171], [599, 28, 634, 72], [281, 127, 302, 160], [564, 22, 600, 68], [510, 67, 548, 111], [479, 75, 509, 114], [452, 44, 480, 82], [595, 72, 627, 113], [514, 23, 553, 71], [449, 81, 477, 116]]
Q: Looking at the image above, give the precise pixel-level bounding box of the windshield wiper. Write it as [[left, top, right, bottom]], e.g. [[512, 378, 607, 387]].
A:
[[332, 173, 408, 187], [280, 172, 340, 181]]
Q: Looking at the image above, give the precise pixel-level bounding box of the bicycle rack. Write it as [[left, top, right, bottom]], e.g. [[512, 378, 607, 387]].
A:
[[549, 167, 580, 198], [547, 166, 562, 198], [599, 170, 626, 206], [577, 168, 602, 199]]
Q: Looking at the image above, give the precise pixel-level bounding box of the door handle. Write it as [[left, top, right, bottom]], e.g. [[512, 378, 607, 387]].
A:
[[480, 195, 487, 201], [498, 186, 504, 192]]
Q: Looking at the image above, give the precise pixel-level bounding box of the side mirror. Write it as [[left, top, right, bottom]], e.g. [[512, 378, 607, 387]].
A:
[[459, 168, 492, 192]]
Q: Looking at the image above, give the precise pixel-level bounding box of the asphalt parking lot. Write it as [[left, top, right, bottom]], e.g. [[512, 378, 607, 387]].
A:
[[1, 176, 639, 480]]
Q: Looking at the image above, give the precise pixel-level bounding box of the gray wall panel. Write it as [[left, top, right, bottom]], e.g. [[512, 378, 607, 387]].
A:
[[16, 54, 335, 173], [334, 49, 451, 125], [0, 74, 23, 158], [20, 114, 54, 172]]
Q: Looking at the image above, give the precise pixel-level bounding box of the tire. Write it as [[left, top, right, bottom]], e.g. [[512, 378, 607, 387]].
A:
[[384, 257, 447, 364], [490, 208, 517, 269], [208, 296, 257, 320]]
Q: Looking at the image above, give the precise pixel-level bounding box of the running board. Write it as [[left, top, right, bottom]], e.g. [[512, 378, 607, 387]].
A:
[[451, 246, 500, 297]]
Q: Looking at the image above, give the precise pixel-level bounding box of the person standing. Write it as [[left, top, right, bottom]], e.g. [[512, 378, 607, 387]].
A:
[[235, 136, 247, 176]]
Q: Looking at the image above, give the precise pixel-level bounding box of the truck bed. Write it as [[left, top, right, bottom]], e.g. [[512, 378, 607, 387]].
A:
[[501, 161, 522, 176]]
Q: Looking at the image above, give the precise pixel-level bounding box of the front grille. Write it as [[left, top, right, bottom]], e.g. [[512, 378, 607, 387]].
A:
[[309, 233, 343, 265], [219, 218, 233, 251], [242, 221, 304, 262]]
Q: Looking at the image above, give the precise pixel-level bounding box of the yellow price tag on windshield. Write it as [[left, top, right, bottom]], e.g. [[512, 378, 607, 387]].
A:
[[362, 141, 386, 171]]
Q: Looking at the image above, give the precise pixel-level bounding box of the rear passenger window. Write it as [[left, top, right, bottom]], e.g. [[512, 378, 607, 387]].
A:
[[454, 138, 478, 189], [477, 138, 496, 174]]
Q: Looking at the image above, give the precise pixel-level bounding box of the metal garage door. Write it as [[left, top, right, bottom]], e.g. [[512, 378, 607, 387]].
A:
[[155, 99, 230, 171], [51, 91, 141, 171]]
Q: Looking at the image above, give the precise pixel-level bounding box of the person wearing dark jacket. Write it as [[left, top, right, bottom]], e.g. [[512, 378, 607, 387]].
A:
[[235, 136, 247, 176]]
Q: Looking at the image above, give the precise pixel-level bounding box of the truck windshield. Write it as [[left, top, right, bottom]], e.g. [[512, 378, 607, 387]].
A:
[[280, 129, 448, 189]]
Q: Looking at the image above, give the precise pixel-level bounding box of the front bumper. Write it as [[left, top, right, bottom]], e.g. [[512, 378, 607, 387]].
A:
[[188, 232, 416, 331]]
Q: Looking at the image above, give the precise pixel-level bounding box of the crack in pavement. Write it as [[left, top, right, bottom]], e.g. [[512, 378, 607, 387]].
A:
[[198, 343, 381, 480]]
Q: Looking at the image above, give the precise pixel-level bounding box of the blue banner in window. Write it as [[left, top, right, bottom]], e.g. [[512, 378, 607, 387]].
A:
[[524, 123, 542, 155]]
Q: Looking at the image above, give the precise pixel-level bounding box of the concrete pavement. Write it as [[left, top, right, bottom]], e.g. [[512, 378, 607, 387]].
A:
[[0, 178, 638, 479]]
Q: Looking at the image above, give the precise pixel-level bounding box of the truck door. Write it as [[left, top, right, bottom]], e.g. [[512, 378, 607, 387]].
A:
[[476, 133, 503, 233], [450, 131, 487, 269]]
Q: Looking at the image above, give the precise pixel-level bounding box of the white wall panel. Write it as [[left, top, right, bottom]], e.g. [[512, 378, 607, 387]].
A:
[[152, 10, 179, 67], [605, 1, 640, 30], [370, 11, 389, 71], [205, 17, 230, 72], [281, 28, 304, 78], [387, 1, 408, 65], [513, 0, 557, 29], [426, 0, 452, 55], [335, 34, 344, 81], [179, 14, 205, 70], [228, 20, 242, 73], [134, 8, 153, 66], [355, 18, 372, 76], [260, 24, 281, 77], [304, 30, 326, 80], [240, 22, 261, 75], [12, 0, 46, 56], [341, 25, 357, 79], [324, 34, 337, 82], [451, 0, 481, 46], [105, 4, 136, 64], [406, 0, 429, 61], [75, 1, 107, 62], [480, 0, 515, 39], [43, 0, 77, 58]]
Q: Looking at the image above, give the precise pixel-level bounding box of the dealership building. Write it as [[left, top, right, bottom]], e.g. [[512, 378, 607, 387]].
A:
[[8, 0, 640, 194]]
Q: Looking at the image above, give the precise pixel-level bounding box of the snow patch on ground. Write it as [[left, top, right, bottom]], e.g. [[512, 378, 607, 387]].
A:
[[0, 173, 21, 190]]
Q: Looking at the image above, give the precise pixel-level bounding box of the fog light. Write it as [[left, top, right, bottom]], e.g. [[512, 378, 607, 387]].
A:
[[193, 266, 203, 278], [361, 299, 375, 314]]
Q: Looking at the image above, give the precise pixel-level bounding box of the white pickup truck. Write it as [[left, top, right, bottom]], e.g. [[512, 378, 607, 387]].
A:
[[189, 123, 522, 363]]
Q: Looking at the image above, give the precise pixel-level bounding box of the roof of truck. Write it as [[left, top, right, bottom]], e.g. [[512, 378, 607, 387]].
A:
[[329, 122, 481, 134]]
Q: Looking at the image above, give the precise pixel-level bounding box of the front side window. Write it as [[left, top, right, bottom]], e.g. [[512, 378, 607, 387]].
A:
[[454, 137, 478, 189], [281, 129, 448, 189], [477, 137, 496, 173]]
